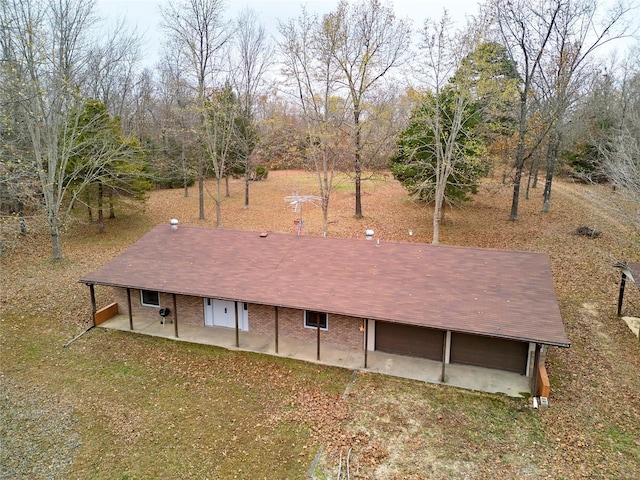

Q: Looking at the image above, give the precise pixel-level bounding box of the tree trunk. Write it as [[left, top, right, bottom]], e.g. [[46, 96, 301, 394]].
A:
[[198, 156, 205, 220], [542, 131, 560, 213], [50, 225, 63, 260], [86, 189, 93, 221], [225, 176, 230, 197], [354, 108, 363, 219], [109, 188, 115, 219], [322, 194, 329, 237], [215, 177, 222, 227], [509, 92, 528, 221], [182, 140, 189, 198], [17, 198, 27, 236], [525, 157, 538, 200], [244, 168, 249, 209], [98, 183, 105, 234]]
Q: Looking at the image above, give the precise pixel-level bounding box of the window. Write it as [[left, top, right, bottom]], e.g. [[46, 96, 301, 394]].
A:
[[141, 290, 160, 307], [304, 310, 328, 330]]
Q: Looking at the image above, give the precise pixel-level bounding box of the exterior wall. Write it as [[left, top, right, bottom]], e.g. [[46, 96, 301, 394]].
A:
[[249, 304, 364, 350], [112, 287, 204, 326], [111, 289, 364, 349]]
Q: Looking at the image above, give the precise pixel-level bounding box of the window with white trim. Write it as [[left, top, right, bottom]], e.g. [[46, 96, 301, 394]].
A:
[[304, 310, 328, 330], [141, 290, 160, 307]]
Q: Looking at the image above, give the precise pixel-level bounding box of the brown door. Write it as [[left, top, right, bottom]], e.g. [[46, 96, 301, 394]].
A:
[[450, 333, 528, 374], [375, 322, 444, 360]]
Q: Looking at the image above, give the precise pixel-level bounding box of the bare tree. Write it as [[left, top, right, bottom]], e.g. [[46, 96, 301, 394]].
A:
[[416, 14, 481, 244], [491, 0, 563, 221], [279, 9, 348, 235], [160, 0, 231, 221], [84, 19, 144, 125], [231, 7, 271, 209], [325, 0, 411, 219], [600, 47, 640, 232], [537, 0, 635, 213], [0, 0, 135, 259], [155, 46, 199, 196]]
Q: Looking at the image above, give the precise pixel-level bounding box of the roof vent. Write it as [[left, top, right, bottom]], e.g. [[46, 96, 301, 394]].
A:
[[170, 218, 179, 230], [365, 229, 374, 240]]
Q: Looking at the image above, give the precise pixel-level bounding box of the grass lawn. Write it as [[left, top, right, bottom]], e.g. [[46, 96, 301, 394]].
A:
[[1, 170, 639, 479]]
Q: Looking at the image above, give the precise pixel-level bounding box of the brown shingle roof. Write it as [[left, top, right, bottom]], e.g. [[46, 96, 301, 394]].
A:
[[79, 225, 570, 347]]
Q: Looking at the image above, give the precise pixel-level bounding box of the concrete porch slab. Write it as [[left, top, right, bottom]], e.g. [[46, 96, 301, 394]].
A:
[[98, 315, 530, 398]]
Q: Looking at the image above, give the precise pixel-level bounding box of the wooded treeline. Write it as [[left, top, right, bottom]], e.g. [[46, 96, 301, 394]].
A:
[[1, 0, 638, 257]]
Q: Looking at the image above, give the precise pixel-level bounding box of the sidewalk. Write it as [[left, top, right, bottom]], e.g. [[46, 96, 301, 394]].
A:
[[99, 315, 530, 397]]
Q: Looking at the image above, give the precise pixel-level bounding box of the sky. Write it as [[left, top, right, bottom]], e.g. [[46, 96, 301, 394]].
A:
[[96, 0, 482, 67]]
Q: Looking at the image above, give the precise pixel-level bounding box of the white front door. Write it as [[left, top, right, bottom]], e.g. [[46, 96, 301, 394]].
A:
[[204, 299, 248, 331]]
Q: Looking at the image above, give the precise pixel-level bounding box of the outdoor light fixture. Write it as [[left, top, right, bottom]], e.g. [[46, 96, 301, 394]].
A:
[[365, 229, 374, 240], [170, 218, 179, 230]]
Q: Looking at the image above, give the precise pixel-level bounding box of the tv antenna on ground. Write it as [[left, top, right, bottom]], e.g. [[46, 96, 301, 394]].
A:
[[285, 192, 322, 236]]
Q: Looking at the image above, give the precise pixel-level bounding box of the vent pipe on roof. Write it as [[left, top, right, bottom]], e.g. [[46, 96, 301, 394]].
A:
[[170, 218, 179, 230]]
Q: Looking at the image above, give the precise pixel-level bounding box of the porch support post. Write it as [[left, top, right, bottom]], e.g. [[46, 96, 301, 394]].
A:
[[235, 301, 239, 348], [364, 319, 368, 369], [274, 306, 279, 354], [617, 272, 626, 316], [440, 331, 447, 383], [126, 288, 133, 330], [173, 294, 178, 338], [532, 343, 541, 396], [89, 284, 97, 327], [316, 318, 321, 361]]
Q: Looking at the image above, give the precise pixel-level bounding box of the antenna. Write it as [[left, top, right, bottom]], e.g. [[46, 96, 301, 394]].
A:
[[284, 192, 322, 236]]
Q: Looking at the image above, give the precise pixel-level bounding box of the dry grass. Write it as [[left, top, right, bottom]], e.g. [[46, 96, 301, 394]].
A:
[[1, 170, 639, 479]]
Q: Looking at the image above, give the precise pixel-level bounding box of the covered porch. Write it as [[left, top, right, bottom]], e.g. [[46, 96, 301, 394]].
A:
[[98, 314, 532, 398]]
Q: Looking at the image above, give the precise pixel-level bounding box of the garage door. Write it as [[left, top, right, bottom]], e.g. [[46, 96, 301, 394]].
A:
[[375, 322, 444, 360], [450, 333, 528, 374]]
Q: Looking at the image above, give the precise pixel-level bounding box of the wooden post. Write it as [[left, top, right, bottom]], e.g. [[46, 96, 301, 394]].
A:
[[364, 319, 368, 369], [532, 343, 541, 396], [235, 301, 239, 348], [89, 284, 97, 327], [173, 294, 178, 338], [126, 288, 133, 330], [275, 306, 279, 354], [316, 317, 321, 361], [617, 272, 626, 316], [440, 331, 447, 383]]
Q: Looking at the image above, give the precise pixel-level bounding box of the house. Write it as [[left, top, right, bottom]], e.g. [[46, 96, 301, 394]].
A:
[[79, 222, 570, 396]]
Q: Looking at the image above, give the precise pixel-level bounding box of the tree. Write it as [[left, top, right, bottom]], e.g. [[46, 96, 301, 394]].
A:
[[231, 7, 270, 209], [450, 41, 521, 161], [279, 8, 348, 235], [390, 89, 486, 207], [600, 48, 640, 232], [204, 83, 240, 227], [398, 14, 487, 244], [391, 16, 489, 244], [491, 0, 635, 220], [324, 0, 411, 219], [491, 0, 563, 221], [160, 0, 231, 221], [66, 99, 150, 233], [535, 0, 634, 213], [0, 0, 139, 259]]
